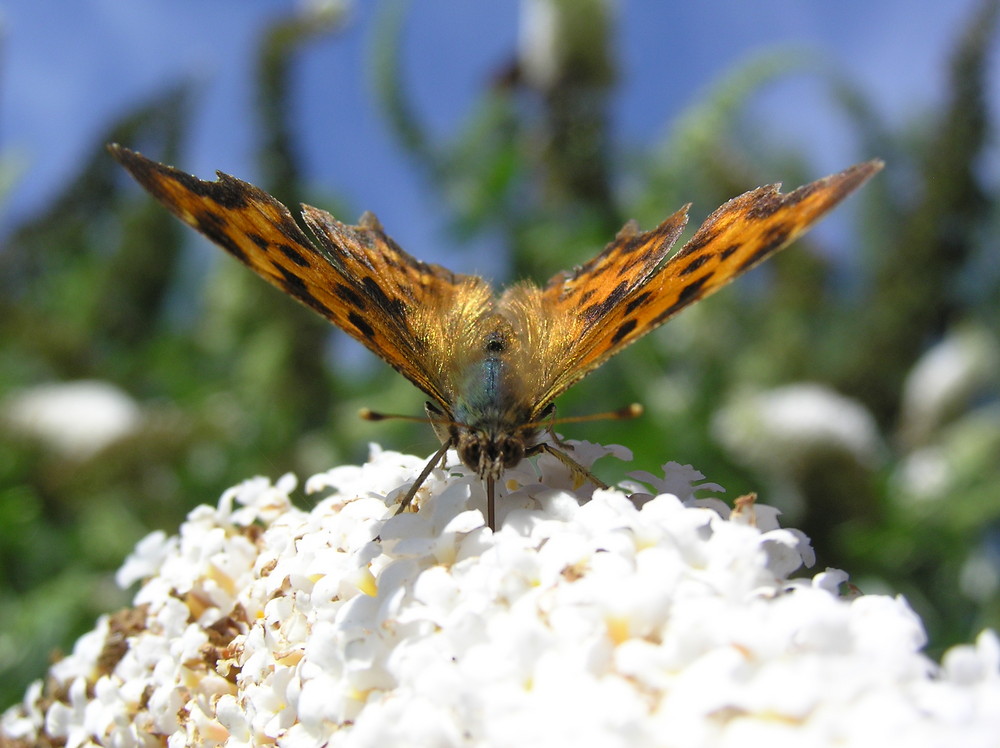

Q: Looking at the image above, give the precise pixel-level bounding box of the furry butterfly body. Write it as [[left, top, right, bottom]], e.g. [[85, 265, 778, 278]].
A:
[[110, 145, 881, 528]]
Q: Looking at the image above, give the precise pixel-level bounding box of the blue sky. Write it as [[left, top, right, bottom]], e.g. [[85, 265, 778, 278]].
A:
[[1, 0, 994, 274]]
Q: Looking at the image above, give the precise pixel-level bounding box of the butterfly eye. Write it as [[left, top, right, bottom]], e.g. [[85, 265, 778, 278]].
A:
[[499, 436, 525, 468], [459, 438, 482, 470]]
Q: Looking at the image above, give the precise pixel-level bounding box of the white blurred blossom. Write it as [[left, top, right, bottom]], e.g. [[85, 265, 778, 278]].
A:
[[297, 0, 350, 29], [2, 380, 141, 459], [518, 0, 615, 90], [900, 325, 1000, 446], [3, 441, 998, 747], [893, 445, 952, 503], [960, 549, 1000, 605], [713, 383, 883, 471]]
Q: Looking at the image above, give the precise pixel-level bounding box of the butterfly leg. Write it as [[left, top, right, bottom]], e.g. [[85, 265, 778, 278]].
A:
[[395, 440, 452, 516], [544, 426, 575, 451], [538, 404, 574, 451], [528, 442, 610, 491], [436, 448, 450, 469]]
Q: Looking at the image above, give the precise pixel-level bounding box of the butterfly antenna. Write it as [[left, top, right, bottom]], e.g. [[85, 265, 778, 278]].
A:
[[359, 408, 468, 432], [528, 403, 643, 428], [359, 408, 431, 424]]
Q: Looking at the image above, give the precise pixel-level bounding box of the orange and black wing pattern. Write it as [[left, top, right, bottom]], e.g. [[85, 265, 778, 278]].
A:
[[110, 144, 494, 410], [519, 159, 884, 407]]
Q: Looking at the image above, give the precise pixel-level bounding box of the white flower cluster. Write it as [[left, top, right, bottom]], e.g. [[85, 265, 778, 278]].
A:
[[2, 442, 998, 747]]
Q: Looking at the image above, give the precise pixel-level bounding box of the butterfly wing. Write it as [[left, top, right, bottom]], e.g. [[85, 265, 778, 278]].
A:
[[499, 208, 689, 413], [507, 159, 883, 411], [109, 144, 493, 410], [297, 204, 496, 403]]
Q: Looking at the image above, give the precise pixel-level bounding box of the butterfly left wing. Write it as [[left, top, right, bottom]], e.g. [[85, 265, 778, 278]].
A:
[[509, 159, 884, 410], [109, 144, 493, 410]]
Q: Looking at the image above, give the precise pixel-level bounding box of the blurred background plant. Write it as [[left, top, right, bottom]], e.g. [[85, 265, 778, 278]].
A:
[[1, 0, 998, 710]]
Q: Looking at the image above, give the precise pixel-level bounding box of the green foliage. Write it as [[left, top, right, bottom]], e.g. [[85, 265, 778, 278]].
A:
[[1, 0, 998, 709]]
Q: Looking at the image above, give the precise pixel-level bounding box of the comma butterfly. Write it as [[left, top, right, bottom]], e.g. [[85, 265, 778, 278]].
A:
[[109, 144, 881, 529]]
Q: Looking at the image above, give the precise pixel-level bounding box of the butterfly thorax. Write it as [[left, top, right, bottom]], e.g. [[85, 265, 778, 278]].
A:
[[446, 329, 538, 480]]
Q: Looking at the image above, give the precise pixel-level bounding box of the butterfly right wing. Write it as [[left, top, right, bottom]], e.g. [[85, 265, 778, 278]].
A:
[[506, 160, 883, 413], [109, 145, 492, 410], [498, 208, 689, 417]]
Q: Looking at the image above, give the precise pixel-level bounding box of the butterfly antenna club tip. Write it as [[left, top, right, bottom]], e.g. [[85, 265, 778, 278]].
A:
[[619, 403, 644, 419], [359, 408, 439, 425], [545, 403, 644, 426]]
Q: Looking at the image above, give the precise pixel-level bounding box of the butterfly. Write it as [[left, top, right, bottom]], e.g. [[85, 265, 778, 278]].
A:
[[109, 144, 881, 529]]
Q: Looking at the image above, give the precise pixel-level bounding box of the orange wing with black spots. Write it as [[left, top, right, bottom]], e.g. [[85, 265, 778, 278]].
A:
[[109, 144, 492, 410], [511, 159, 883, 409]]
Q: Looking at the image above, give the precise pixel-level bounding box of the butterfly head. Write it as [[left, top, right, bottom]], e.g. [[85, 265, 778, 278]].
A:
[[455, 428, 526, 481], [424, 400, 532, 480]]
